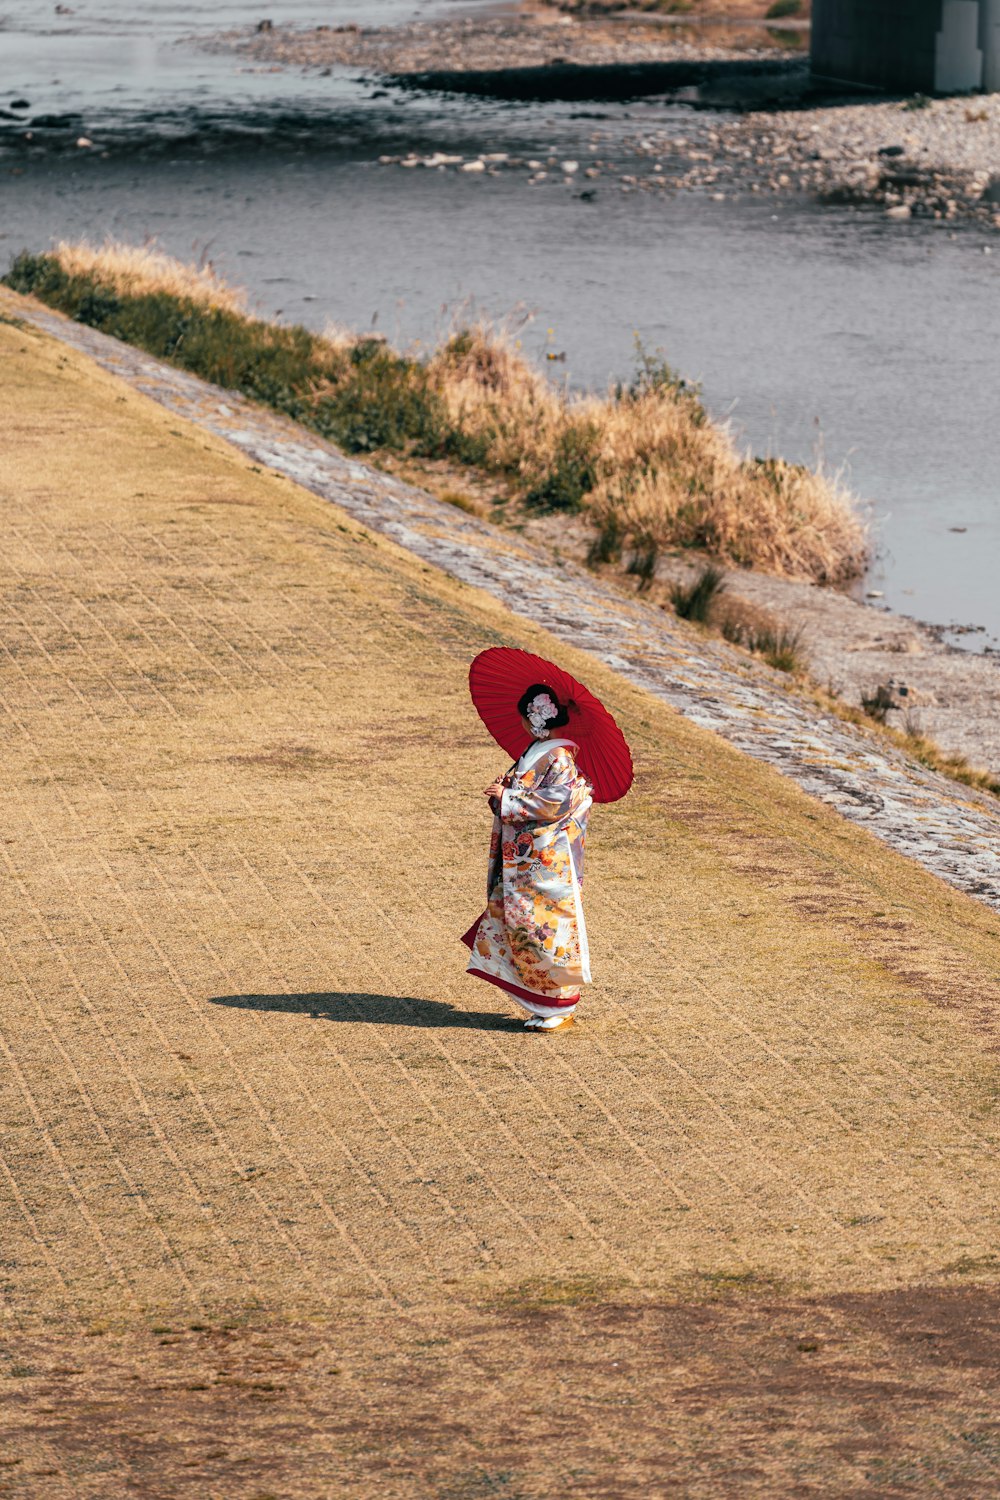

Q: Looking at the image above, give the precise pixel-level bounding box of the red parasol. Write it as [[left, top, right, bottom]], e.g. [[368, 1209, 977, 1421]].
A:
[[469, 646, 633, 804]]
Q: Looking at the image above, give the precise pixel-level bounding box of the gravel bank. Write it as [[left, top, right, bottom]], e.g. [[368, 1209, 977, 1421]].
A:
[[205, 17, 1000, 226], [654, 93, 1000, 226], [204, 12, 786, 75]]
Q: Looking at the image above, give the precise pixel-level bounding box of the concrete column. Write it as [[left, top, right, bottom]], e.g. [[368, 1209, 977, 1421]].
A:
[[980, 0, 1000, 89], [811, 1, 944, 94], [935, 0, 984, 91]]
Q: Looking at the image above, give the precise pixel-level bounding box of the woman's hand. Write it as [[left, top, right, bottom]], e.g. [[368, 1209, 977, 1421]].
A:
[[483, 779, 505, 805]]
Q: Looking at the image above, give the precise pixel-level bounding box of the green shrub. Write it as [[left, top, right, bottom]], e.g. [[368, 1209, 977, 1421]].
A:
[[627, 540, 659, 591], [5, 252, 330, 423], [628, 340, 706, 425], [861, 683, 895, 723], [587, 512, 625, 567], [722, 614, 804, 673], [524, 424, 599, 512], [3, 251, 449, 455], [314, 343, 446, 454], [670, 564, 727, 622], [765, 0, 802, 18]]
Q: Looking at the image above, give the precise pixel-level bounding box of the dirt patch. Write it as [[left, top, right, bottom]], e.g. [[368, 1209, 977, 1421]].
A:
[[1, 1285, 996, 1497], [202, 9, 791, 82]]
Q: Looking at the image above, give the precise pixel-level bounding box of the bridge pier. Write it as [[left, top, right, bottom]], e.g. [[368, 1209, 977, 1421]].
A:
[[811, 0, 1000, 94]]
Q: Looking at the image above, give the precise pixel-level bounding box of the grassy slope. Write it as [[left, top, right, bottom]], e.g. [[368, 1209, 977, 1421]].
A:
[[1, 313, 998, 1495], [3, 247, 866, 585]]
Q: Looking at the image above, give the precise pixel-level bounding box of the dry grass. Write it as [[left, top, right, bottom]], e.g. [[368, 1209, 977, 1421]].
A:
[[813, 687, 1000, 798], [433, 324, 866, 583], [51, 237, 249, 315], [598, 445, 864, 582], [898, 725, 1000, 795], [9, 240, 866, 586]]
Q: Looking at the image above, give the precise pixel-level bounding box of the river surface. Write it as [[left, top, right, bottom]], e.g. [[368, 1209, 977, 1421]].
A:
[[2, 0, 998, 651]]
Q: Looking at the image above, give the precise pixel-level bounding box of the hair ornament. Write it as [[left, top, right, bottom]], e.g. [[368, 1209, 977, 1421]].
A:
[[526, 691, 559, 739]]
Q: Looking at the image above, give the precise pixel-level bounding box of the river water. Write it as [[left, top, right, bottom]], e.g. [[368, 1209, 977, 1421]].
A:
[[2, 0, 998, 651]]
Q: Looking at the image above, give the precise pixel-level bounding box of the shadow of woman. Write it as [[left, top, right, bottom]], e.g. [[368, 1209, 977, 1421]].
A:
[[208, 991, 522, 1032]]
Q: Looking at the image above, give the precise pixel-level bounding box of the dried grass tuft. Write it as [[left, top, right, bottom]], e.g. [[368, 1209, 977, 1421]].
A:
[[430, 323, 867, 584], [51, 239, 249, 315]]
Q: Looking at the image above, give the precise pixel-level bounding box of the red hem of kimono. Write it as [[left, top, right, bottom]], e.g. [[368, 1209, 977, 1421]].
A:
[[460, 915, 484, 952], [461, 913, 580, 1010]]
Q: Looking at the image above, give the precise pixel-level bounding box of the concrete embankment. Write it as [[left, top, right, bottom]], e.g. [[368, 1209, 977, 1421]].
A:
[[386, 56, 806, 102]]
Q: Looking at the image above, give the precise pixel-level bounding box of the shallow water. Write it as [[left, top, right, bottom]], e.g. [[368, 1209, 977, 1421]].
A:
[[2, 1, 999, 651], [0, 0, 472, 143]]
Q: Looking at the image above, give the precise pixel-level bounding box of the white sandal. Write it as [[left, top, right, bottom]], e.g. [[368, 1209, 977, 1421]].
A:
[[527, 1014, 575, 1032]]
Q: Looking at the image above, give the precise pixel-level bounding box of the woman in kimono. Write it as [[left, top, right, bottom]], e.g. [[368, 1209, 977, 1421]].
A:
[[462, 684, 593, 1032]]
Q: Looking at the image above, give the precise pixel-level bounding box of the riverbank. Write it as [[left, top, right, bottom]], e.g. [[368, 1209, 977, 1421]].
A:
[[205, 11, 1000, 228], [597, 540, 1000, 778], [8, 276, 1000, 836], [202, 9, 792, 77], [439, 490, 1000, 783]]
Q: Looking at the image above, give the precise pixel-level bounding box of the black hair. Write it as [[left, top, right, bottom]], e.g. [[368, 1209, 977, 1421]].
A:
[[517, 682, 571, 730]]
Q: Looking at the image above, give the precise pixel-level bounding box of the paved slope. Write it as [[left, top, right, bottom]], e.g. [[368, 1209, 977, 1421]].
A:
[[0, 315, 998, 1496]]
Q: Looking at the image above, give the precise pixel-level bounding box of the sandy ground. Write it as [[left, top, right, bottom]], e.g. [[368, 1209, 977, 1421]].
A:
[[1, 318, 999, 1494], [204, 9, 789, 78]]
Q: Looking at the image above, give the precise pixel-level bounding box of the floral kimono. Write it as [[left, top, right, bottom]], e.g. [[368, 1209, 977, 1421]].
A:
[[462, 737, 593, 1020]]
